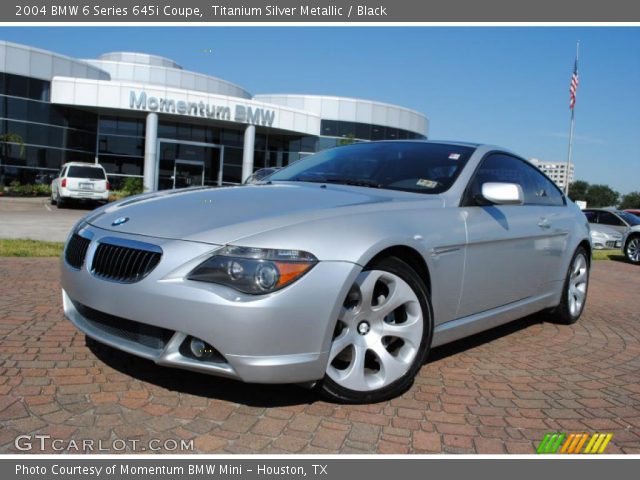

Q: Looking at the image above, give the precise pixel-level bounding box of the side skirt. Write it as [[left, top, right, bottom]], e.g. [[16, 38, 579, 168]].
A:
[[431, 292, 556, 348]]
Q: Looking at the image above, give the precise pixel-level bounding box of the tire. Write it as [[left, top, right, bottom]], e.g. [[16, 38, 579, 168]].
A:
[[56, 194, 65, 209], [50, 195, 56, 205], [625, 235, 640, 265], [548, 246, 590, 325], [318, 256, 433, 403]]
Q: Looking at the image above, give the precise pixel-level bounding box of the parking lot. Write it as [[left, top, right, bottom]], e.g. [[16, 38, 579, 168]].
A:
[[1, 256, 639, 454], [0, 197, 90, 242]]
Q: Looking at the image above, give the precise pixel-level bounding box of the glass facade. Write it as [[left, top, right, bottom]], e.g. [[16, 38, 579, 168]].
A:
[[320, 119, 426, 142], [0, 73, 98, 185], [97, 115, 145, 189], [253, 133, 318, 171], [0, 71, 427, 189]]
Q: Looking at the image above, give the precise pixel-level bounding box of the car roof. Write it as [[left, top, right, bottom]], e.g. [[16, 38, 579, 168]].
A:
[[583, 208, 620, 213], [367, 139, 482, 148], [62, 162, 105, 168]]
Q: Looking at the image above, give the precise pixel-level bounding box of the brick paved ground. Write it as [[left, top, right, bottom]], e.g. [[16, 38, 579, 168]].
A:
[[1, 258, 639, 454]]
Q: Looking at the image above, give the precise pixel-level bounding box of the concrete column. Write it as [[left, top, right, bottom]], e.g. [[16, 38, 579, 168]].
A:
[[143, 113, 158, 192], [241, 124, 256, 183]]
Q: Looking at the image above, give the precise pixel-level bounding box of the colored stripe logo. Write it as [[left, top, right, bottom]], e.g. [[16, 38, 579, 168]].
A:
[[537, 432, 612, 454]]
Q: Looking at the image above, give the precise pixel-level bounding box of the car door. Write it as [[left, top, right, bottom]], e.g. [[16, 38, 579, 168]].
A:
[[456, 153, 562, 318]]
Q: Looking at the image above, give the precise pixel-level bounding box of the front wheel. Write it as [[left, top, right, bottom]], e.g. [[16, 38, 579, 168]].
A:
[[625, 235, 640, 265], [548, 246, 590, 325], [318, 256, 433, 403]]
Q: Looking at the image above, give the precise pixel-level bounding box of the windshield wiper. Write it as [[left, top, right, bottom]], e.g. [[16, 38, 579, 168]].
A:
[[328, 178, 382, 188], [294, 174, 381, 189]]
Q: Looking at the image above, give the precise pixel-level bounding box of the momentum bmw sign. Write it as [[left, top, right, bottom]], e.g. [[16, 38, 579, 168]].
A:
[[50, 78, 320, 137], [129, 90, 276, 127]]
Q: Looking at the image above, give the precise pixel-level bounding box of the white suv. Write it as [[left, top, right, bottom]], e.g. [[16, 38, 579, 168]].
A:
[[51, 162, 110, 208]]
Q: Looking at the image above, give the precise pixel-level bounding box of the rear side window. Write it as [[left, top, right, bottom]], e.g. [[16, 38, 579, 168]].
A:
[[67, 166, 106, 180], [466, 153, 565, 206]]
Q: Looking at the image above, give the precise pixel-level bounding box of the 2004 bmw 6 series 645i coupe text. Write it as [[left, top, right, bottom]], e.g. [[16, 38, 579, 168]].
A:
[[61, 141, 591, 403]]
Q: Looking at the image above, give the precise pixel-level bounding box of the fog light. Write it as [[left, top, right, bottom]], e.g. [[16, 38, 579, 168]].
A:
[[189, 338, 209, 359]]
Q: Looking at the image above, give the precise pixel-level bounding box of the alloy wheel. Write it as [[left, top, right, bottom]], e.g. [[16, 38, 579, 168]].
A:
[[568, 253, 588, 317], [326, 270, 423, 392], [627, 237, 640, 263]]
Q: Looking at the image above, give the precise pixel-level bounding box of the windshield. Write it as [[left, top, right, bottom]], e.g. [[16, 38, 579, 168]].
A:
[[67, 166, 106, 180], [269, 142, 475, 194], [618, 211, 640, 226]]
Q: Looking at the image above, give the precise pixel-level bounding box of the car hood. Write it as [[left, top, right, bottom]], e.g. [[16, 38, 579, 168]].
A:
[[85, 183, 444, 245]]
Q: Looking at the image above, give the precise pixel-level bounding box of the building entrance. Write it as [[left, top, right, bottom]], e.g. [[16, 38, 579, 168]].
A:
[[172, 159, 204, 189], [157, 139, 223, 190]]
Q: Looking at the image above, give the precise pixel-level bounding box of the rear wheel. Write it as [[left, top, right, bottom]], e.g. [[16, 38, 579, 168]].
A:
[[625, 235, 640, 265], [548, 246, 589, 325], [55, 193, 66, 209], [318, 256, 433, 403]]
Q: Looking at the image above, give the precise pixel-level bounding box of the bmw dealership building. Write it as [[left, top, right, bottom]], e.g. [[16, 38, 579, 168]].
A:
[[0, 41, 429, 191]]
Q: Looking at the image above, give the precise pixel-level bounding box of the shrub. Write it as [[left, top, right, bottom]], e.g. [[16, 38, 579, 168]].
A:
[[4, 182, 51, 197], [121, 177, 144, 196]]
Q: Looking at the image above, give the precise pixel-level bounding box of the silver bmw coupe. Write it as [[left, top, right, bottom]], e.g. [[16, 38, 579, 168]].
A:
[[61, 141, 591, 402]]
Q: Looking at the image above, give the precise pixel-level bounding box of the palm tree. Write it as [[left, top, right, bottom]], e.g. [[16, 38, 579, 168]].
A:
[[0, 132, 26, 186]]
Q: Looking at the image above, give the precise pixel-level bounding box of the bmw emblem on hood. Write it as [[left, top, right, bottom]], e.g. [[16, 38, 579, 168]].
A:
[[111, 217, 129, 226]]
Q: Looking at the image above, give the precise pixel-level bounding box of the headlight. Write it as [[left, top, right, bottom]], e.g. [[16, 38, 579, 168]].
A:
[[591, 231, 606, 240], [187, 246, 318, 294]]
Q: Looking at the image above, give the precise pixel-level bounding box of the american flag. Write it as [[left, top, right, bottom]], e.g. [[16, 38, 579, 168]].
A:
[[569, 57, 579, 110]]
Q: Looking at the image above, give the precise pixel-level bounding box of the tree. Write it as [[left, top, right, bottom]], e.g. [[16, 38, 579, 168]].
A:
[[567, 180, 620, 208], [586, 184, 619, 208], [568, 180, 589, 202], [619, 191, 640, 210]]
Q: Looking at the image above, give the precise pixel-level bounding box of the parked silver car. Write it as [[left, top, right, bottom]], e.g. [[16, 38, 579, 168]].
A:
[[61, 141, 591, 402], [583, 208, 640, 265]]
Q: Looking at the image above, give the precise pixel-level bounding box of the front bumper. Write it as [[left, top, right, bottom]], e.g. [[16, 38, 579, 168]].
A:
[[607, 240, 623, 250], [61, 225, 360, 384], [591, 238, 622, 250]]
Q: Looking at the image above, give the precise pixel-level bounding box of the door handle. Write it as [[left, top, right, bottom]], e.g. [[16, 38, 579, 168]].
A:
[[538, 217, 551, 229]]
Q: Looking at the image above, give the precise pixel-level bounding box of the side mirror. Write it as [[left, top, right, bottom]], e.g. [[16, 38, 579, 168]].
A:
[[481, 182, 524, 205]]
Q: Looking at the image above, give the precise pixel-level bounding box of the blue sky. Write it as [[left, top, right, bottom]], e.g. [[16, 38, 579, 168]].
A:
[[3, 27, 639, 194]]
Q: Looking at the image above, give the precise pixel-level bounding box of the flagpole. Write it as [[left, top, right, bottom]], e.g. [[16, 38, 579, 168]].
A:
[[565, 41, 579, 195]]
